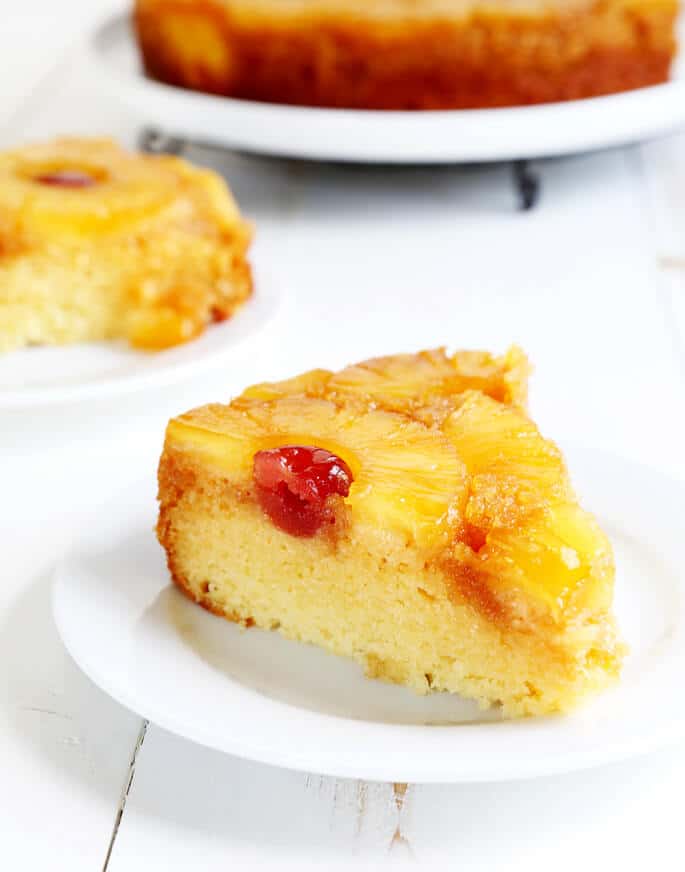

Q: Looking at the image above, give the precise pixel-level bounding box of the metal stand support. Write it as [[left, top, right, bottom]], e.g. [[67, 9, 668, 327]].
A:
[[138, 128, 187, 156], [513, 160, 541, 211]]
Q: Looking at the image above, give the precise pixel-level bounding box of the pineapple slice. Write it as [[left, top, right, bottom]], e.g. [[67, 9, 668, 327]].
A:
[[238, 346, 528, 419], [0, 137, 247, 241], [327, 346, 529, 415], [480, 502, 615, 619], [0, 139, 177, 241], [441, 392, 613, 621], [442, 391, 570, 508], [239, 369, 332, 403], [168, 396, 469, 549]]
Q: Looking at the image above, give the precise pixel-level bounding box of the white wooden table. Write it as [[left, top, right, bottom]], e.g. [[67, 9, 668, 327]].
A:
[[2, 4, 685, 869]]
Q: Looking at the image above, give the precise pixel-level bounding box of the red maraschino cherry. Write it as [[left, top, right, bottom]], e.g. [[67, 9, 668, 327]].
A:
[[253, 445, 353, 537]]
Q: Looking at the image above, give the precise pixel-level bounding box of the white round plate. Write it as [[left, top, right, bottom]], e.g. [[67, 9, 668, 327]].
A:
[[0, 268, 280, 408], [53, 445, 685, 782], [90, 14, 685, 164]]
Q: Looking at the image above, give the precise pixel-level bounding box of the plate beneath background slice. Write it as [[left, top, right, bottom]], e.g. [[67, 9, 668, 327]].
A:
[[0, 267, 281, 408], [53, 445, 685, 783], [89, 14, 685, 165]]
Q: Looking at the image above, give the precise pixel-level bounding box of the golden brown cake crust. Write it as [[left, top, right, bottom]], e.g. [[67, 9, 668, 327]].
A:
[[157, 447, 243, 620], [134, 0, 678, 109]]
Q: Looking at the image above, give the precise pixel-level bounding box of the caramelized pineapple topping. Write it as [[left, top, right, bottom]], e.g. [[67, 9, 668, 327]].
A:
[[167, 346, 615, 627]]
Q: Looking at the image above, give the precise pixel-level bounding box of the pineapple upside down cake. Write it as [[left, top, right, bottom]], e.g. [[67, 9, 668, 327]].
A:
[[134, 0, 679, 109], [157, 347, 625, 717], [0, 138, 252, 352]]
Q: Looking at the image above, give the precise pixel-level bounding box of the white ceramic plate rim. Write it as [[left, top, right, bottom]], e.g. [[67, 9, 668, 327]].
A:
[[89, 13, 685, 164], [53, 445, 685, 782], [0, 266, 282, 409]]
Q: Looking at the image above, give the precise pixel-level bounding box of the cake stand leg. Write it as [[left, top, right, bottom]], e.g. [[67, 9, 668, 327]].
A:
[[138, 127, 187, 156], [513, 160, 541, 211]]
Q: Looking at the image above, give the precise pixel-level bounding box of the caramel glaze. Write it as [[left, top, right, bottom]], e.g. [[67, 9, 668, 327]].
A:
[[440, 557, 506, 625]]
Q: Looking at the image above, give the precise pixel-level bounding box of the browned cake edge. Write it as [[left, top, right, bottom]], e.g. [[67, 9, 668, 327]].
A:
[[134, 0, 678, 109]]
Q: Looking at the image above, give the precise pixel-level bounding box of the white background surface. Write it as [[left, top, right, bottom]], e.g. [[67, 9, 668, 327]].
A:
[[2, 2, 685, 869]]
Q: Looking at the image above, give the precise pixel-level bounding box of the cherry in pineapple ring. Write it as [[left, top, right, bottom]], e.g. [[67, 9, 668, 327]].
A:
[[253, 446, 354, 537], [34, 169, 97, 188]]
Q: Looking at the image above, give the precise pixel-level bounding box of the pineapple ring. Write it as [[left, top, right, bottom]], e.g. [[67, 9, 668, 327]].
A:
[[442, 391, 570, 498], [239, 346, 529, 421], [327, 346, 529, 412], [0, 138, 186, 240], [439, 392, 614, 619], [168, 396, 469, 549]]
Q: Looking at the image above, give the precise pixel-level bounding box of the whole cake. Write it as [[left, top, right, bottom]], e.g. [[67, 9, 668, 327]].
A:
[[134, 0, 679, 109], [157, 347, 625, 717], [0, 138, 252, 352]]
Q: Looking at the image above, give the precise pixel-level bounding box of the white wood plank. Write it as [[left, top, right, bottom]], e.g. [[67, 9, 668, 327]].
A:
[[407, 744, 685, 871], [0, 2, 124, 136], [0, 15, 72, 130], [637, 132, 685, 260], [638, 133, 685, 387], [108, 727, 404, 871], [664, 269, 685, 371], [0, 442, 147, 870]]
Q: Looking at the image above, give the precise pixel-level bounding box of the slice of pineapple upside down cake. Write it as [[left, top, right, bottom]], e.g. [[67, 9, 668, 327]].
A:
[[157, 347, 624, 717]]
